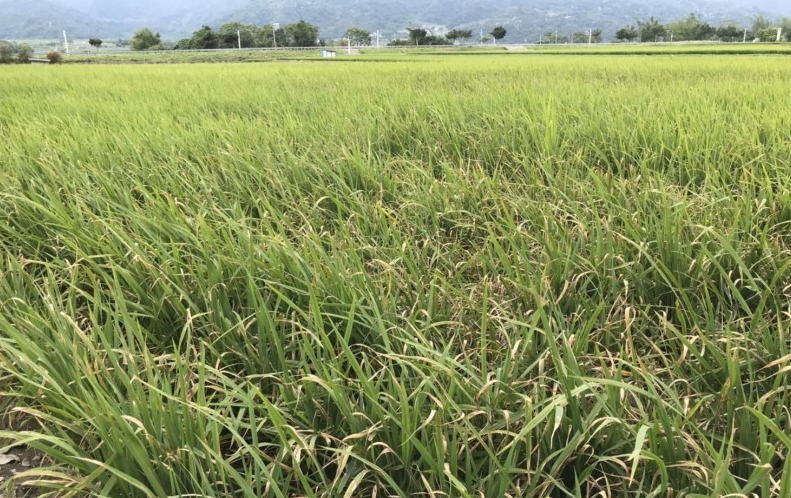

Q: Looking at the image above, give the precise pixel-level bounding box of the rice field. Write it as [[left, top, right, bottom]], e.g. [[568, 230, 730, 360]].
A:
[[1, 56, 791, 497], [519, 43, 791, 55], [58, 42, 791, 65]]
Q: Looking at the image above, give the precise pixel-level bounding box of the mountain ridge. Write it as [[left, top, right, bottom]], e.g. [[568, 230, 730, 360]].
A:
[[0, 0, 123, 39], [1, 0, 788, 41]]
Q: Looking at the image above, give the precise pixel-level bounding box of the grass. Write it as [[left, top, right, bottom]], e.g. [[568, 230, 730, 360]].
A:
[[58, 42, 791, 65], [64, 48, 327, 64], [1, 56, 790, 497]]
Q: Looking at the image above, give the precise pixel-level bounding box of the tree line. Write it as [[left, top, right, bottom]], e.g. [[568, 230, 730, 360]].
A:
[[0, 41, 63, 63], [613, 14, 791, 43], [128, 23, 509, 51], [538, 30, 603, 44], [0, 41, 34, 63], [386, 27, 506, 46], [118, 13, 790, 52], [129, 21, 321, 51]]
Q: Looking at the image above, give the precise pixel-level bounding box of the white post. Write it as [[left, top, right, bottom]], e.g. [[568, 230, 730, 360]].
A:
[[554, 31, 558, 44], [589, 29, 592, 45], [743, 28, 748, 43], [63, 30, 69, 54], [670, 32, 673, 43], [272, 23, 278, 48], [480, 30, 483, 45], [778, 28, 783, 42], [238, 30, 242, 49], [348, 38, 351, 54]]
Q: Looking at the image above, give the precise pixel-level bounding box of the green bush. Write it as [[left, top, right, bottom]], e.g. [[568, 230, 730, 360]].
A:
[[131, 28, 161, 51], [16, 43, 33, 63], [0, 42, 14, 63]]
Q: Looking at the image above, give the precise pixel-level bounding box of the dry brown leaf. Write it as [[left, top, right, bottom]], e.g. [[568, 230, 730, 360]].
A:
[[0, 453, 20, 466]]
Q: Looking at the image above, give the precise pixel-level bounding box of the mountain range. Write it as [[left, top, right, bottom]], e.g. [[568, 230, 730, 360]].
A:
[[1, 0, 789, 42]]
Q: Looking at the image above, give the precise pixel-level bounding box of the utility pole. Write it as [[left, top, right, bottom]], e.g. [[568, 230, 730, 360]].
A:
[[238, 30, 242, 49], [554, 31, 558, 44], [743, 28, 748, 42], [63, 30, 70, 54], [375, 30, 381, 48], [272, 23, 279, 48], [778, 28, 783, 42], [480, 29, 483, 45], [589, 29, 592, 45]]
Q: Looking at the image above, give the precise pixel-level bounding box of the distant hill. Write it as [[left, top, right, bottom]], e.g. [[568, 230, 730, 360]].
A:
[[1, 0, 788, 41], [0, 0, 123, 39], [58, 0, 247, 37], [224, 0, 790, 41]]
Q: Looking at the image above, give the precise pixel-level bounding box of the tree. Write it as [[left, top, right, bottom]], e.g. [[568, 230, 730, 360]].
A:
[[637, 17, 666, 42], [539, 32, 568, 44], [173, 39, 192, 50], [446, 29, 473, 44], [571, 31, 589, 44], [254, 24, 286, 48], [16, 44, 33, 63], [188, 25, 219, 50], [716, 23, 744, 42], [490, 26, 507, 44], [424, 36, 449, 45], [130, 28, 161, 51], [0, 42, 12, 64], [615, 26, 638, 42], [403, 28, 447, 46], [88, 38, 103, 51], [284, 20, 319, 47], [218, 22, 257, 49], [667, 14, 715, 41], [591, 29, 603, 43], [750, 14, 773, 34], [407, 28, 428, 45], [755, 27, 779, 42], [344, 27, 371, 46]]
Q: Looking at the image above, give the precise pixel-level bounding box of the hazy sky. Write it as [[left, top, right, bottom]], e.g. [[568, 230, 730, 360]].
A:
[[58, 0, 790, 13]]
